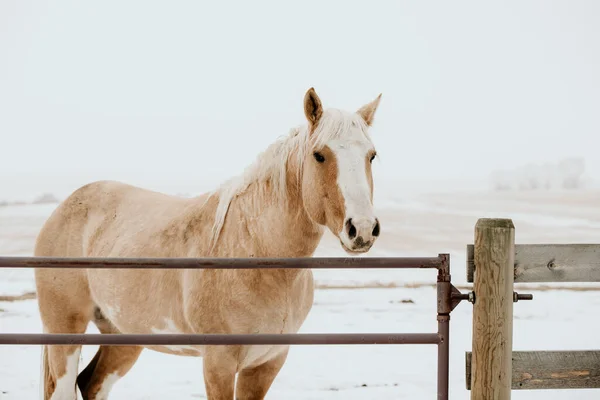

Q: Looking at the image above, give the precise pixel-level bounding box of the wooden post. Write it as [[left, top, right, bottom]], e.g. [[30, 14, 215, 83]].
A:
[[471, 218, 515, 400]]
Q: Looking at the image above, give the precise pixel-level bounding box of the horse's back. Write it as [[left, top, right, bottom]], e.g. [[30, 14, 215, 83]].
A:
[[33, 180, 180, 292], [35, 180, 191, 258], [34, 181, 101, 258]]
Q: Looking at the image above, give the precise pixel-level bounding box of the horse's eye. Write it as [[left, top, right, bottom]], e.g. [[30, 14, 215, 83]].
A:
[[313, 152, 325, 163], [370, 153, 377, 163]]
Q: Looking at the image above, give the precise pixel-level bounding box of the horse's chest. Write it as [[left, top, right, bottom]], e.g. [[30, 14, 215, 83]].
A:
[[253, 305, 294, 332], [237, 282, 311, 333], [236, 292, 311, 369], [237, 309, 297, 369]]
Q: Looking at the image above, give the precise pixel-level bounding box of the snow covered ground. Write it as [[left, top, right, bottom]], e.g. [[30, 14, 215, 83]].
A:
[[2, 184, 600, 399]]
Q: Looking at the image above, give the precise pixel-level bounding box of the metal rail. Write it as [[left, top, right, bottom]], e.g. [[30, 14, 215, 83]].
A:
[[0, 333, 442, 346], [0, 256, 443, 269]]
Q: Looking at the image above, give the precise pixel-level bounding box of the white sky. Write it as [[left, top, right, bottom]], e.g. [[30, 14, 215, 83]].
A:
[[1, 1, 599, 199]]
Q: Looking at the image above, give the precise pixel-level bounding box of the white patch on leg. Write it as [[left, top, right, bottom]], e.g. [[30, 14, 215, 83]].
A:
[[50, 349, 81, 400], [93, 372, 120, 400]]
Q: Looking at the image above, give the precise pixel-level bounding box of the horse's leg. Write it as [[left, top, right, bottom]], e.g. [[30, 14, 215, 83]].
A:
[[203, 347, 238, 400], [77, 309, 143, 400], [77, 345, 142, 400], [36, 273, 92, 400], [235, 348, 289, 400]]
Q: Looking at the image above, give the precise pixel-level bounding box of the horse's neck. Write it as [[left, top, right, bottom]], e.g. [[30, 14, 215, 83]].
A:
[[218, 180, 324, 258], [175, 175, 321, 284]]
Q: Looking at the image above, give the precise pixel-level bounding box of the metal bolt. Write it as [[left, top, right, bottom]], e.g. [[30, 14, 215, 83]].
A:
[[513, 292, 533, 302], [453, 291, 531, 305], [468, 291, 475, 304], [450, 291, 476, 304]]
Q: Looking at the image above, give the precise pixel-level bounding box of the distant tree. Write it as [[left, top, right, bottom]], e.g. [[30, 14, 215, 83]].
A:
[[557, 157, 585, 189], [490, 157, 586, 191], [32, 193, 60, 204]]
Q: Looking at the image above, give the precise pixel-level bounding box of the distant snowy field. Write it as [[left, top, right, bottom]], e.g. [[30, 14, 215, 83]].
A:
[[2, 181, 600, 399]]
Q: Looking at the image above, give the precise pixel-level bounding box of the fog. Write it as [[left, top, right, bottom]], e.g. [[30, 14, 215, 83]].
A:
[[1, 1, 599, 200]]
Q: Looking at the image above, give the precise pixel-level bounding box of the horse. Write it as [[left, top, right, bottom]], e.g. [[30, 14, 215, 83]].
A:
[[33, 87, 383, 400]]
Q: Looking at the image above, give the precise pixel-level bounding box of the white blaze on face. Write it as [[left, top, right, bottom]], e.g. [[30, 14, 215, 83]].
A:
[[329, 136, 375, 238]]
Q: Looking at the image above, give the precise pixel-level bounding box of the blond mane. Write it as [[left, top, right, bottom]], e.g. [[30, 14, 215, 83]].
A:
[[206, 109, 372, 249]]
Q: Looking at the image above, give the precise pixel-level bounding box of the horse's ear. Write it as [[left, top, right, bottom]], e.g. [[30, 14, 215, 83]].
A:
[[357, 94, 382, 126], [304, 87, 323, 130]]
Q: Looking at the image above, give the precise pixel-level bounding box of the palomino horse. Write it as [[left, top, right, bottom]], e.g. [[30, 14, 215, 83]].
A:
[[34, 87, 382, 400]]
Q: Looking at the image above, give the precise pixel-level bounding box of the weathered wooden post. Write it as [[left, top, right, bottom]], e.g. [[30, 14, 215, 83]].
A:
[[470, 218, 515, 400]]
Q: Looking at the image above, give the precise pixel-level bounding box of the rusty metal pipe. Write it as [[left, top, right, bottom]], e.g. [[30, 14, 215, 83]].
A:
[[0, 256, 443, 270], [437, 315, 450, 400], [436, 253, 451, 400], [0, 333, 442, 346]]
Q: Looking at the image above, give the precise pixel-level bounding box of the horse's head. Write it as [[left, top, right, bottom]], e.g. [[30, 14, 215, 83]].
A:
[[300, 88, 381, 255]]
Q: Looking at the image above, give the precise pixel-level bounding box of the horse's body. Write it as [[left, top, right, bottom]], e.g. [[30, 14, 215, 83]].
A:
[[34, 88, 382, 400]]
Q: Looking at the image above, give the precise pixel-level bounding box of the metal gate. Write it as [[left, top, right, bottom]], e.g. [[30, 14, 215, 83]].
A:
[[0, 254, 464, 399]]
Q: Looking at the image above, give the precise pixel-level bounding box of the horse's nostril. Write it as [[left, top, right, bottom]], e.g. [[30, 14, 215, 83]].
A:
[[372, 220, 380, 237], [349, 225, 357, 239], [345, 218, 357, 240]]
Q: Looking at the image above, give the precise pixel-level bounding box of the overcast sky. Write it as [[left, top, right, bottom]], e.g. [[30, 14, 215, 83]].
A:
[[1, 1, 599, 199]]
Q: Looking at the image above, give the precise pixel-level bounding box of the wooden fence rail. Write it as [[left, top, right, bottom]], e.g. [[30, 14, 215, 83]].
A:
[[466, 350, 600, 390], [467, 243, 600, 283]]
